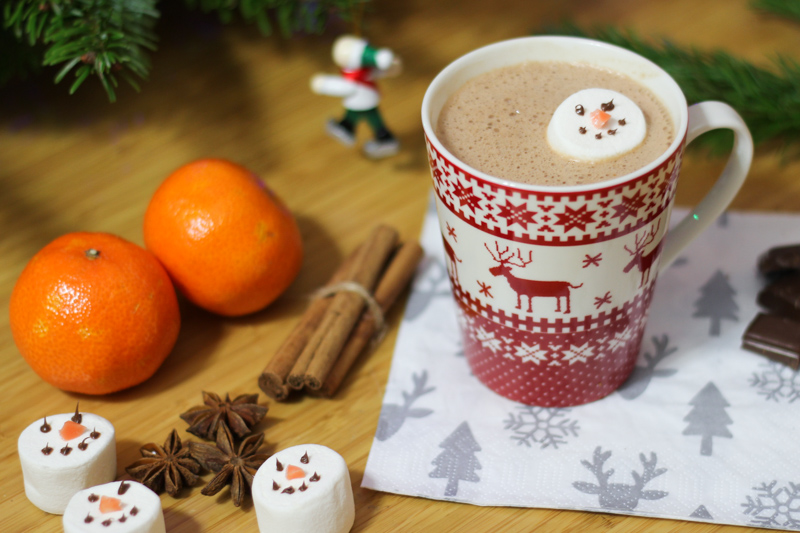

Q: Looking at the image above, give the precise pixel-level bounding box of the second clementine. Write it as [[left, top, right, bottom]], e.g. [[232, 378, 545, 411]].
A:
[[144, 159, 303, 316]]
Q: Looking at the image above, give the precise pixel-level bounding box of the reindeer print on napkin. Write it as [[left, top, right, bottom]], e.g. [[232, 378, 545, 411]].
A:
[[376, 371, 435, 441], [616, 334, 678, 400], [573, 447, 668, 511]]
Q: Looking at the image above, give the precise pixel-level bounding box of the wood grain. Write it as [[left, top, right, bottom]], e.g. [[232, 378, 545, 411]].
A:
[[1, 0, 797, 531]]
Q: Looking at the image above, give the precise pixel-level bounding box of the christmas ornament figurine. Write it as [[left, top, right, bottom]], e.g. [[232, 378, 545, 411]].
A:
[[311, 35, 402, 159]]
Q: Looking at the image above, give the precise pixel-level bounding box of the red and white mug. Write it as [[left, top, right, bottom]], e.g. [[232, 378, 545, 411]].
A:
[[421, 36, 753, 407]]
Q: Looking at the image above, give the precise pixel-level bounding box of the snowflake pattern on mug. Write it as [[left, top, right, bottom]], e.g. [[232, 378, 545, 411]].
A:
[[427, 137, 682, 247]]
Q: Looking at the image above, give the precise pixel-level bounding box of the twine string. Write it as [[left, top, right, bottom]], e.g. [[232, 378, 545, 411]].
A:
[[311, 281, 387, 348]]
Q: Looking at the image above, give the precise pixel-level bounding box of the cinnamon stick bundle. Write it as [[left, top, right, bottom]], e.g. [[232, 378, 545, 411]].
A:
[[259, 224, 422, 400], [315, 240, 423, 396], [287, 224, 398, 389], [257, 247, 360, 400]]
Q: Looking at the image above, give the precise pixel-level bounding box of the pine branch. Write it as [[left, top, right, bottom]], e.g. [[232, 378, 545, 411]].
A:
[[0, 22, 42, 85], [540, 23, 800, 152], [182, 0, 368, 37], [4, 0, 159, 101], [2, 0, 367, 101], [752, 0, 800, 23]]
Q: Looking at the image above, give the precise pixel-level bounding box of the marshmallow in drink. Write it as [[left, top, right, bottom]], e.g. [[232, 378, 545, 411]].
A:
[[18, 409, 116, 514], [546, 88, 646, 163], [62, 480, 165, 533], [252, 444, 355, 533]]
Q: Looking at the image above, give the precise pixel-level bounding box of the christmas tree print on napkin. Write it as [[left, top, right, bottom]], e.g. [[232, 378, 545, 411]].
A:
[[573, 447, 668, 511], [682, 381, 733, 456], [429, 422, 482, 497], [690, 505, 714, 520], [503, 406, 580, 449], [376, 371, 435, 441], [693, 270, 739, 336], [616, 334, 678, 400]]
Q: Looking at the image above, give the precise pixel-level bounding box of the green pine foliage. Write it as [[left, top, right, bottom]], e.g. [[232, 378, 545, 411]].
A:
[[0, 20, 42, 86], [541, 23, 800, 152], [2, 0, 367, 101], [4, 0, 159, 101], [752, 0, 800, 23], [184, 0, 363, 36]]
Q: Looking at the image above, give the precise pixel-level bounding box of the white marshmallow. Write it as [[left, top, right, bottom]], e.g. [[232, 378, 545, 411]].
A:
[[62, 481, 165, 533], [546, 88, 646, 162], [18, 412, 116, 514], [252, 444, 355, 533]]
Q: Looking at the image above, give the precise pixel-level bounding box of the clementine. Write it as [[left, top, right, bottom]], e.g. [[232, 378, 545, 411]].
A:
[[143, 159, 303, 316], [9, 232, 181, 395]]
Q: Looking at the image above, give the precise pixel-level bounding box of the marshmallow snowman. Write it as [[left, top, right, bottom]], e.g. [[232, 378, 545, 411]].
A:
[[18, 409, 116, 514], [252, 444, 355, 533], [62, 481, 165, 533], [547, 88, 646, 162]]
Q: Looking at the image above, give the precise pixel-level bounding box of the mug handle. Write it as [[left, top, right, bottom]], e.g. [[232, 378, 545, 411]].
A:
[[658, 101, 754, 269]]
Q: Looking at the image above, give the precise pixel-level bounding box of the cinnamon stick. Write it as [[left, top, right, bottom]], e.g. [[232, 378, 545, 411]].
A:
[[258, 245, 361, 400], [316, 241, 424, 396], [299, 225, 399, 390]]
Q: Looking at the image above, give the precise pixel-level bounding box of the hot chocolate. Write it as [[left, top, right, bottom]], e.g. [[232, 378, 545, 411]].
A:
[[436, 61, 676, 186]]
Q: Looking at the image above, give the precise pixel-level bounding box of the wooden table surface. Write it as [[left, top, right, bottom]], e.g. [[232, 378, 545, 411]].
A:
[[2, 0, 799, 531]]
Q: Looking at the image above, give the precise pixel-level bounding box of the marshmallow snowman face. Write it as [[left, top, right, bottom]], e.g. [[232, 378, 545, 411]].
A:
[[252, 444, 355, 533], [62, 481, 165, 533], [547, 88, 646, 163], [18, 411, 117, 514]]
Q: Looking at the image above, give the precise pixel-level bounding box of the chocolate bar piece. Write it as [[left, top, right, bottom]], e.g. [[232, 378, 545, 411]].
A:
[[758, 244, 800, 276], [742, 313, 800, 369], [757, 274, 800, 321]]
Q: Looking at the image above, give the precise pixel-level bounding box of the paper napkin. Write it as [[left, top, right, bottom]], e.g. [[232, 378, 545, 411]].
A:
[[363, 201, 800, 530]]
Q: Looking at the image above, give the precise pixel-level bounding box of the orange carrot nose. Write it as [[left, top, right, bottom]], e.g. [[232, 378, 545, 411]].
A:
[[99, 496, 123, 514], [59, 420, 87, 441], [286, 464, 306, 480], [590, 109, 611, 129]]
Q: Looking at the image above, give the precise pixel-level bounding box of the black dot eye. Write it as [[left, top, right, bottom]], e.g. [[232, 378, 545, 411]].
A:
[[601, 99, 615, 112], [575, 104, 585, 116]]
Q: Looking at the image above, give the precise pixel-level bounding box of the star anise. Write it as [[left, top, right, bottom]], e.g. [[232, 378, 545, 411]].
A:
[[189, 424, 268, 507], [125, 429, 202, 497], [180, 391, 268, 440]]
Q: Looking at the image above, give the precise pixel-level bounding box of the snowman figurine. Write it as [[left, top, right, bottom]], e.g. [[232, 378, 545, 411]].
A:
[[310, 35, 402, 159]]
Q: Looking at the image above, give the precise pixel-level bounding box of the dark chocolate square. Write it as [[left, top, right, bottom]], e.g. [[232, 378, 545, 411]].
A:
[[758, 244, 800, 276], [757, 273, 800, 321], [742, 313, 800, 369]]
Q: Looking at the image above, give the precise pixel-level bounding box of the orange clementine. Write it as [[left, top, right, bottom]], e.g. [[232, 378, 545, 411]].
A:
[[9, 232, 181, 395], [143, 158, 303, 316]]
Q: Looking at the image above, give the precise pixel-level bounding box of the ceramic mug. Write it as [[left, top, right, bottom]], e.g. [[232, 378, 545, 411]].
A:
[[421, 36, 753, 407]]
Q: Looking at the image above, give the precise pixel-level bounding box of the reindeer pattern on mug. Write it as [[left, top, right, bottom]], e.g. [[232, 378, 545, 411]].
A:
[[434, 203, 670, 404]]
